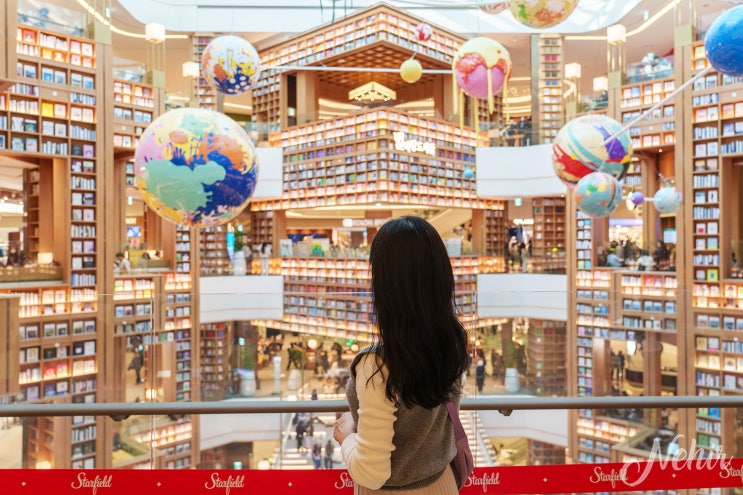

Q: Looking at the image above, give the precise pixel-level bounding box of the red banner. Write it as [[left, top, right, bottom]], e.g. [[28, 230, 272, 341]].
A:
[[4, 460, 743, 494]]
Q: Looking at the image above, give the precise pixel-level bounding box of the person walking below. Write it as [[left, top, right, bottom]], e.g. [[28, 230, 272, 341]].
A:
[[312, 442, 323, 469], [475, 360, 486, 394], [324, 439, 335, 469], [260, 241, 272, 275]]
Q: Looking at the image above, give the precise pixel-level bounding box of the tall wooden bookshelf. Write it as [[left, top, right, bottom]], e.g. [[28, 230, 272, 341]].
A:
[[565, 36, 743, 476], [253, 3, 497, 132], [200, 322, 231, 401], [527, 439, 565, 466], [531, 197, 566, 273], [191, 33, 218, 111], [682, 41, 743, 466], [0, 17, 203, 470], [260, 108, 490, 211], [534, 35, 564, 144], [617, 77, 676, 152], [526, 319, 566, 396], [2, 21, 107, 469], [258, 256, 496, 343]]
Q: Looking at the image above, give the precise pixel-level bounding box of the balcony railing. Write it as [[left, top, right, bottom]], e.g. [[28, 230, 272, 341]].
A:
[[2, 397, 743, 494]]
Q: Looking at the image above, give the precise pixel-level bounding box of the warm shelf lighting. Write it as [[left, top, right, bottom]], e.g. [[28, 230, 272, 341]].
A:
[[593, 76, 609, 92], [565, 63, 582, 80], [607, 24, 626, 45], [182, 61, 199, 78], [37, 252, 54, 265], [145, 22, 166, 43], [348, 81, 397, 102]]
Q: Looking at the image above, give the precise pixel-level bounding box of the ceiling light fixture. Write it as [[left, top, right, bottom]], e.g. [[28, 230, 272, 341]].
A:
[[145, 22, 166, 43], [348, 82, 397, 102], [182, 61, 199, 78]]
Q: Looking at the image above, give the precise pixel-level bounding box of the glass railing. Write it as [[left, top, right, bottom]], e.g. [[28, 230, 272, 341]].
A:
[[2, 397, 743, 494], [0, 264, 63, 283], [17, 0, 86, 37], [200, 253, 568, 278], [0, 282, 741, 495]]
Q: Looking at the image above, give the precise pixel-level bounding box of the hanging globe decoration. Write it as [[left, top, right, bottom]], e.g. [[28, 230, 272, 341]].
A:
[[574, 172, 623, 218], [506, 0, 579, 29], [704, 5, 743, 77], [400, 59, 423, 83], [463, 167, 475, 180], [628, 191, 645, 206], [201, 35, 261, 95], [653, 186, 683, 214], [414, 22, 433, 42], [478, 2, 508, 15], [134, 108, 259, 228], [552, 114, 633, 187], [453, 37, 512, 115]]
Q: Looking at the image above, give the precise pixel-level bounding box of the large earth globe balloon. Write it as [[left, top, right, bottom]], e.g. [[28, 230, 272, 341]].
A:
[[552, 114, 632, 187], [453, 37, 512, 114], [704, 5, 743, 77], [574, 172, 623, 218], [201, 35, 261, 95], [507, 0, 579, 29], [134, 108, 259, 228], [653, 186, 683, 214]]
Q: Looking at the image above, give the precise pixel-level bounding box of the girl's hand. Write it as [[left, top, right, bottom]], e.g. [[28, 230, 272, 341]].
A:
[[333, 412, 355, 444]]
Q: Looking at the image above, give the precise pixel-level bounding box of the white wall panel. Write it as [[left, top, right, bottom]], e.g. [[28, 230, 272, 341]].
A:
[[200, 400, 286, 448], [200, 275, 283, 323], [476, 145, 567, 199], [477, 273, 568, 320], [479, 405, 568, 447], [252, 148, 283, 200]]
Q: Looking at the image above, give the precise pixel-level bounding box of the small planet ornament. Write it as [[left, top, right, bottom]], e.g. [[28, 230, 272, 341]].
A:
[[574, 172, 623, 218], [400, 59, 423, 83], [653, 186, 683, 214]]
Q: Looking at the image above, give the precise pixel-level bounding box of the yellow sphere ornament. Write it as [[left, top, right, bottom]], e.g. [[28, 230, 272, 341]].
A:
[[400, 59, 422, 83]]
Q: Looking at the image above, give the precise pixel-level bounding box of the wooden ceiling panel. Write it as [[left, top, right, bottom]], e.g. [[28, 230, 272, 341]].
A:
[[312, 42, 447, 95]]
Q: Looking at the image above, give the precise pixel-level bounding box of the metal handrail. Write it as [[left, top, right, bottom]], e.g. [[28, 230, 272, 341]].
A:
[[1, 395, 742, 418]]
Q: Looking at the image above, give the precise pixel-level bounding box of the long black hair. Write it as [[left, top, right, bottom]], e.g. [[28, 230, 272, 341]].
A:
[[358, 216, 468, 409]]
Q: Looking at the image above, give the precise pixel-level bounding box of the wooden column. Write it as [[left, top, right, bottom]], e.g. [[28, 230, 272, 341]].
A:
[[0, 295, 19, 399], [296, 71, 318, 124], [271, 210, 287, 253], [365, 210, 392, 245], [279, 73, 289, 130], [642, 332, 663, 428], [470, 209, 486, 256], [0, 0, 17, 91], [50, 157, 70, 280], [592, 338, 611, 397]]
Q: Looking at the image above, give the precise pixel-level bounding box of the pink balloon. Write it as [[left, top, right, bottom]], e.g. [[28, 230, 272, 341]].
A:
[[455, 65, 506, 100]]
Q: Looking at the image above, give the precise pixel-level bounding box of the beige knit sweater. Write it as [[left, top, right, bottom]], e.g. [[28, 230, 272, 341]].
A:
[[342, 351, 458, 490]]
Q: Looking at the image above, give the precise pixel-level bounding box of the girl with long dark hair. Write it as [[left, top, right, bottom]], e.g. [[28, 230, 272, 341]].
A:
[[334, 216, 468, 494]]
